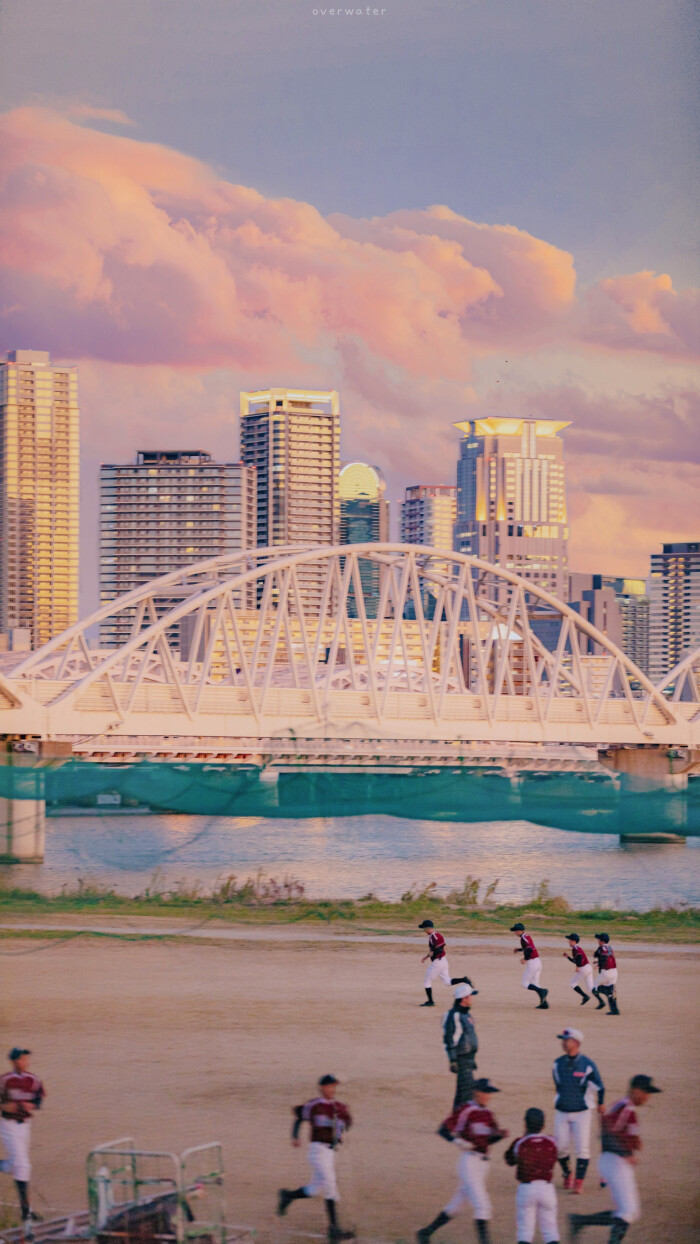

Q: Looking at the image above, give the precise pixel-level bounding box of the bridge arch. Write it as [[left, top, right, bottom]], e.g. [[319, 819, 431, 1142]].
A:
[[2, 545, 695, 747]]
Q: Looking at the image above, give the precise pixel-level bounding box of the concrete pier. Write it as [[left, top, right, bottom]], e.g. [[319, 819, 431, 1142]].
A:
[[0, 794, 46, 862]]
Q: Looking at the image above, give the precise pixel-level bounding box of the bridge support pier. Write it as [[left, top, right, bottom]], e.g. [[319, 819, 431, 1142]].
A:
[[0, 794, 46, 862], [618, 771, 688, 845]]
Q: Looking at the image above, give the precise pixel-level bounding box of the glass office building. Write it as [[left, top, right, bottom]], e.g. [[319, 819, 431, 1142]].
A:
[[339, 461, 389, 616]]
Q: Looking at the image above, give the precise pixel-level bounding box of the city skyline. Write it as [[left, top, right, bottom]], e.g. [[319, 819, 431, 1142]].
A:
[[2, 349, 697, 634], [0, 1, 697, 614]]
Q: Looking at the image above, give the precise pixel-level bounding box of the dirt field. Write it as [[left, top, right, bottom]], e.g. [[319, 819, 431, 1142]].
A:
[[2, 931, 698, 1242]]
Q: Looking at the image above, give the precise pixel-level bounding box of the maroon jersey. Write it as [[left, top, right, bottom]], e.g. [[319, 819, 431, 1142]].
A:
[[293, 1098, 352, 1146], [505, 1134, 558, 1183], [443, 1102, 503, 1155], [594, 944, 617, 971], [429, 931, 446, 961], [600, 1098, 641, 1157], [0, 1070, 45, 1123], [569, 945, 590, 969], [520, 933, 539, 961]]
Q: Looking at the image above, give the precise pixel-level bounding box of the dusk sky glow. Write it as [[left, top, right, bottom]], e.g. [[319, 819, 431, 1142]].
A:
[[0, 0, 697, 611]]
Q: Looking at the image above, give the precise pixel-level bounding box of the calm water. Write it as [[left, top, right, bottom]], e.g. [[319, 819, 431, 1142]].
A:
[[2, 814, 699, 910]]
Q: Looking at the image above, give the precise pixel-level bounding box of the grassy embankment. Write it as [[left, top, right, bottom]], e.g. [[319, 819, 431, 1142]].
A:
[[0, 874, 698, 942]]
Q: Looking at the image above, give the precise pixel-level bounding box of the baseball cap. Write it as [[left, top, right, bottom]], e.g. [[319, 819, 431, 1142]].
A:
[[319, 1074, 339, 1086], [595, 932, 609, 942], [418, 920, 435, 929], [630, 1075, 662, 1094], [8, 1048, 30, 1061], [472, 1078, 499, 1093], [454, 983, 478, 999], [565, 933, 580, 942], [510, 922, 525, 932], [557, 1028, 583, 1043]]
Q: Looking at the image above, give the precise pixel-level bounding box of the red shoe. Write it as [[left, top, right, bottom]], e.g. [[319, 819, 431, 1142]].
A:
[[563, 1174, 573, 1191], [573, 1179, 584, 1195]]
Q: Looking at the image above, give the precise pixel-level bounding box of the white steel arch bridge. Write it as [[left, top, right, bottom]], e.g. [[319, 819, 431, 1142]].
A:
[[0, 544, 699, 757]]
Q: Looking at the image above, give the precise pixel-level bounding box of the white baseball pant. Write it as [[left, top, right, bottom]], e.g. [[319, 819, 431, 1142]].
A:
[[0, 1117, 32, 1181], [304, 1142, 339, 1201], [424, 957, 451, 989], [554, 1108, 592, 1160], [444, 1150, 491, 1220], [515, 1180, 559, 1243], [597, 1152, 640, 1224], [595, 968, 618, 988], [522, 958, 542, 989], [570, 965, 594, 992]]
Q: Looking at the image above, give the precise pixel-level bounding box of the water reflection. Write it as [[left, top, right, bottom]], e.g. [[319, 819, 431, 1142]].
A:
[[1, 814, 698, 911]]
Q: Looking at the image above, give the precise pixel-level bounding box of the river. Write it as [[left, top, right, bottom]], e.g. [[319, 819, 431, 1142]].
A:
[[2, 813, 698, 910]]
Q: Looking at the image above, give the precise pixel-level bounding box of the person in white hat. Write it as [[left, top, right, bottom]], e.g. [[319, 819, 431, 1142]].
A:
[[552, 1028, 605, 1196], [443, 983, 479, 1108]]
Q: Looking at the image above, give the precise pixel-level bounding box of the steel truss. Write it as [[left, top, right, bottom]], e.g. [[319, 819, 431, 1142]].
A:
[[1, 545, 698, 747]]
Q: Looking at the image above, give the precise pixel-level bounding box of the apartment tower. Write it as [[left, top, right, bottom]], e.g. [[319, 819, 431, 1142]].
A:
[[99, 450, 256, 647], [648, 542, 700, 681], [240, 388, 340, 613], [454, 417, 570, 604], [0, 349, 79, 649]]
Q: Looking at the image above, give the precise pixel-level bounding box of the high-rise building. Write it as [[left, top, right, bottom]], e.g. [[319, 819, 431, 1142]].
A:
[[400, 484, 456, 549], [610, 578, 649, 676], [453, 417, 570, 604], [99, 450, 256, 647], [240, 388, 340, 613], [648, 542, 700, 681], [0, 349, 79, 649], [339, 462, 390, 617], [400, 485, 456, 612], [567, 573, 623, 655]]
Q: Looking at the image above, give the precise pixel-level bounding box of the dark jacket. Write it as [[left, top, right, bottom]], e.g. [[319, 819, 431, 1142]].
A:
[[442, 1006, 478, 1065]]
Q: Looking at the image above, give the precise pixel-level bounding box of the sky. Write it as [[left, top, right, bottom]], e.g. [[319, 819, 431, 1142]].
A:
[[0, 0, 698, 612]]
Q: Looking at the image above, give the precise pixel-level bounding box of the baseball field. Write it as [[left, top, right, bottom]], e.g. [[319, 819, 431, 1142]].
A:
[[2, 925, 698, 1242]]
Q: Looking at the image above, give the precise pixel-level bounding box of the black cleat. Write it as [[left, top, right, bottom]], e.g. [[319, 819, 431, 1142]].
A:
[[420, 1000, 435, 1007], [328, 1230, 355, 1242], [580, 993, 590, 1005], [416, 1231, 432, 1244], [536, 990, 550, 1009], [568, 1214, 584, 1241], [277, 1189, 293, 1217]]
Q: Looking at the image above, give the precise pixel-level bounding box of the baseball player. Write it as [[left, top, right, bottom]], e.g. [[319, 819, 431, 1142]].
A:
[[0, 1048, 46, 1234], [569, 1074, 662, 1244], [591, 934, 619, 1016], [511, 923, 549, 1009], [443, 983, 479, 1108], [416, 1078, 508, 1244], [504, 1108, 560, 1244], [419, 920, 450, 1006], [562, 934, 594, 1005], [277, 1074, 354, 1242], [552, 1027, 605, 1194]]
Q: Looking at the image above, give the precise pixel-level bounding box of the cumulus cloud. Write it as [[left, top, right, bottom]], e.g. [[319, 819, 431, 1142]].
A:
[[3, 104, 697, 382], [1, 104, 698, 588]]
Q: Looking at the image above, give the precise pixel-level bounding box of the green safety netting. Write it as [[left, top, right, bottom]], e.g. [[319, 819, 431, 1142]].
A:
[[0, 759, 697, 836]]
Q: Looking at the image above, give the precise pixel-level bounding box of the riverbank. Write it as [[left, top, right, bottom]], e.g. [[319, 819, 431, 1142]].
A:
[[1, 877, 698, 941], [1, 932, 697, 1242]]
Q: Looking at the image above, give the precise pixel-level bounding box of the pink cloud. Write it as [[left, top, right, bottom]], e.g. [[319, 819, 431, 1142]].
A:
[[3, 104, 697, 386], [581, 271, 700, 359], [1, 104, 699, 589]]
